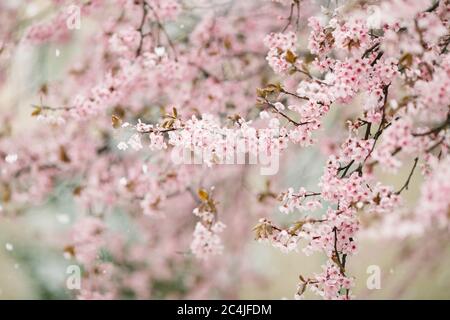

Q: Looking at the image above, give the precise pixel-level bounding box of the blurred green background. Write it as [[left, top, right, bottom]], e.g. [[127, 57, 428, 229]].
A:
[[0, 0, 449, 300]]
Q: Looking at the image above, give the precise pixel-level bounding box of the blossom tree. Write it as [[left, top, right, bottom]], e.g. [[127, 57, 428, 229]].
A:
[[0, 0, 448, 299]]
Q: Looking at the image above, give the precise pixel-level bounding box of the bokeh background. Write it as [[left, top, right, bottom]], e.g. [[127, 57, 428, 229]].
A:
[[0, 0, 449, 299]]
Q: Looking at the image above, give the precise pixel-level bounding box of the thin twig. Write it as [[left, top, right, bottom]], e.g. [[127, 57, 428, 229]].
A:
[[145, 1, 178, 60], [395, 157, 418, 195], [264, 100, 310, 126], [136, 1, 149, 57]]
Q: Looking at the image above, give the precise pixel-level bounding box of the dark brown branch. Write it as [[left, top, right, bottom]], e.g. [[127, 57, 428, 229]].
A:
[[264, 100, 310, 126], [339, 159, 355, 178], [426, 136, 446, 153], [370, 51, 384, 66], [292, 191, 321, 198], [333, 227, 346, 276], [31, 104, 73, 112], [395, 157, 418, 195], [136, 1, 149, 57], [362, 42, 380, 59], [280, 88, 309, 101], [425, 0, 440, 13], [364, 122, 372, 140], [139, 127, 178, 134], [281, 2, 295, 32]]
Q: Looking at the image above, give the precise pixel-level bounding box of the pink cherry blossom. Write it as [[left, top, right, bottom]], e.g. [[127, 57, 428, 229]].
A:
[[0, 0, 448, 300]]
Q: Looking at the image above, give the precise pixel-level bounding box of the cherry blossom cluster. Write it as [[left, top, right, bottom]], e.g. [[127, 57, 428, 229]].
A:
[[118, 112, 288, 171], [264, 31, 300, 74], [254, 0, 449, 300], [296, 261, 354, 300], [191, 189, 226, 260], [0, 0, 448, 300]]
